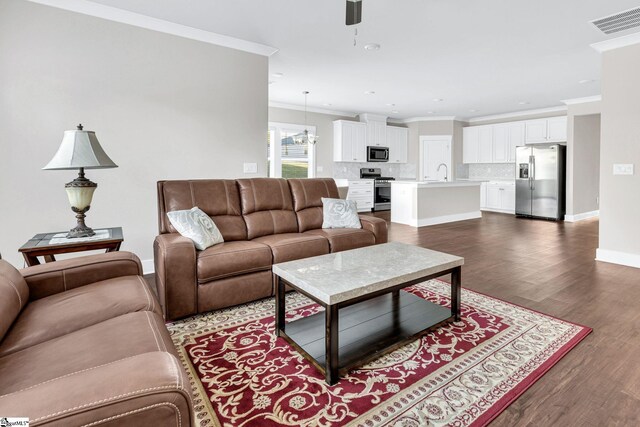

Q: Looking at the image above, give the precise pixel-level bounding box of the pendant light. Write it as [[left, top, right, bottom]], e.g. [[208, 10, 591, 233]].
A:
[[293, 91, 319, 145]]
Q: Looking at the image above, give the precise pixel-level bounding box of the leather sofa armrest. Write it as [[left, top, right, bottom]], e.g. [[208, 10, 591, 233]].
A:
[[0, 352, 193, 426], [21, 252, 143, 300], [154, 234, 197, 320], [359, 215, 388, 244]]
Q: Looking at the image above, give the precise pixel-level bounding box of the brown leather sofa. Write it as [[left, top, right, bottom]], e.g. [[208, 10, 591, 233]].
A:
[[155, 178, 387, 320], [0, 252, 193, 426]]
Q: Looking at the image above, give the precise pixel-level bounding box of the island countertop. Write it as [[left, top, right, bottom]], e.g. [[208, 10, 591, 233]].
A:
[[391, 180, 482, 227], [392, 180, 482, 188]]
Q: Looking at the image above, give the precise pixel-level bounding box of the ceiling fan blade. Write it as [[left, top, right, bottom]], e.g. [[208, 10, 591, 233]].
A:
[[346, 0, 362, 26]]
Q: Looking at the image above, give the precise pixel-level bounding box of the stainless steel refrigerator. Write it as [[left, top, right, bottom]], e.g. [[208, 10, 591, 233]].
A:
[[515, 144, 566, 220]]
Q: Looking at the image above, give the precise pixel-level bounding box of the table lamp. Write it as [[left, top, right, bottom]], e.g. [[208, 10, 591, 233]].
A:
[[43, 124, 118, 238]]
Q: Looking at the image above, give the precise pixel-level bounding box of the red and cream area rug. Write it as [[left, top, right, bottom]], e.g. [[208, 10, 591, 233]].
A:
[[167, 280, 591, 427]]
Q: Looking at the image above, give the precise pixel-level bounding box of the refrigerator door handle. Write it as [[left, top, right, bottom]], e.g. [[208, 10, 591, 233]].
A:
[[530, 155, 535, 190]]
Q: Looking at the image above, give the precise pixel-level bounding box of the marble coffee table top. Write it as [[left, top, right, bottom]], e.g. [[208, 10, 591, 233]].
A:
[[272, 241, 463, 305]]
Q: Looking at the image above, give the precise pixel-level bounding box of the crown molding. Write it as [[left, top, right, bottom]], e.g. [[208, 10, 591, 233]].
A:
[[561, 95, 602, 105], [591, 32, 640, 53], [389, 116, 458, 124], [269, 102, 357, 118], [467, 106, 567, 123], [27, 0, 278, 57]]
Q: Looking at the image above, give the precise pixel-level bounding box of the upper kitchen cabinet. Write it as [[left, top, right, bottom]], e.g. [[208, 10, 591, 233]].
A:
[[524, 116, 567, 144], [478, 126, 493, 163], [490, 122, 525, 163], [386, 126, 408, 163], [463, 126, 480, 163], [507, 122, 525, 162], [463, 125, 492, 163], [492, 125, 509, 163], [333, 120, 367, 162], [360, 114, 388, 147]]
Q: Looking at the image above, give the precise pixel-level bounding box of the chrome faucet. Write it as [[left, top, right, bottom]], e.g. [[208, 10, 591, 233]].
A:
[[437, 163, 449, 181]]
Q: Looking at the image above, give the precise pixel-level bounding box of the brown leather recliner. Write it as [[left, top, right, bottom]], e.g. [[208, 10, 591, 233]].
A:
[[155, 178, 387, 321], [0, 252, 193, 426]]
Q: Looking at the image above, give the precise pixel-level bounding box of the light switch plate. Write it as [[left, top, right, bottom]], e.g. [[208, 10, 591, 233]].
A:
[[317, 165, 324, 172], [613, 163, 634, 175], [243, 162, 258, 174]]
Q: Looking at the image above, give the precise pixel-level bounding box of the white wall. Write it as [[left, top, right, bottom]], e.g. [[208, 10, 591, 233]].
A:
[[0, 0, 268, 268], [406, 120, 466, 180], [566, 101, 601, 218], [597, 42, 640, 268], [571, 114, 601, 215]]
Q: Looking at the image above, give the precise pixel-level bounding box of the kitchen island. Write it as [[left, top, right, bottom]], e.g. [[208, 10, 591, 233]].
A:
[[391, 181, 482, 227]]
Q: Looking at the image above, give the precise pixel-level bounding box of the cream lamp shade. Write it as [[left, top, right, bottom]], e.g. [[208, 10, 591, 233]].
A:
[[43, 128, 118, 170], [43, 124, 118, 238]]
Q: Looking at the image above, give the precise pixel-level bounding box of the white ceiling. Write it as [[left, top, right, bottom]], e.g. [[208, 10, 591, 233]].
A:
[[83, 0, 639, 119]]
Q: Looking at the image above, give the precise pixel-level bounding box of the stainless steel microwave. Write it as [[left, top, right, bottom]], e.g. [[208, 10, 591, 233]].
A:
[[367, 146, 389, 162]]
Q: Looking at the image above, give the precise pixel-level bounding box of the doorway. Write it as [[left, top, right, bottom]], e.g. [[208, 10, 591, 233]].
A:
[[420, 135, 452, 181]]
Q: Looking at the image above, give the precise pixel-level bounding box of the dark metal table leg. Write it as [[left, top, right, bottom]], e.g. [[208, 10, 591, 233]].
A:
[[451, 266, 462, 321], [275, 276, 286, 336], [325, 304, 339, 385]]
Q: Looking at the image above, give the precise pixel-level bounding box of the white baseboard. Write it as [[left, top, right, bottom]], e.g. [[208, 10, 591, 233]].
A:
[[414, 211, 482, 227], [142, 259, 155, 275], [565, 210, 599, 222], [596, 248, 640, 269], [481, 208, 515, 215]]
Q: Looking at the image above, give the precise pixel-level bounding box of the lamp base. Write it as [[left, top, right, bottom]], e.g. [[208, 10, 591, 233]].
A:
[[67, 206, 95, 238]]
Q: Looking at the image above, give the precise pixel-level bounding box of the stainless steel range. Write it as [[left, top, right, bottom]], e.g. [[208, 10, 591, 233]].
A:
[[360, 168, 395, 211]]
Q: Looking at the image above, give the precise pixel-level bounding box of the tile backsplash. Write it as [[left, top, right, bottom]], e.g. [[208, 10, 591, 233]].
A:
[[333, 162, 417, 180], [468, 163, 516, 180]]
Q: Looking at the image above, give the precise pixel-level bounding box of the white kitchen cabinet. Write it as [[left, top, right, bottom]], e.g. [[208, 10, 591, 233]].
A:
[[547, 116, 568, 142], [507, 122, 525, 163], [524, 117, 567, 144], [463, 127, 479, 164], [478, 126, 493, 163], [333, 120, 367, 162], [503, 185, 516, 210], [481, 181, 515, 213], [480, 182, 487, 207], [386, 126, 408, 163], [492, 125, 509, 163], [367, 120, 387, 147], [463, 125, 497, 163], [524, 119, 548, 143], [346, 180, 374, 212]]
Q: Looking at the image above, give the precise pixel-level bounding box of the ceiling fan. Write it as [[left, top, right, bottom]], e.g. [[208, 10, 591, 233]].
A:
[[346, 0, 362, 25]]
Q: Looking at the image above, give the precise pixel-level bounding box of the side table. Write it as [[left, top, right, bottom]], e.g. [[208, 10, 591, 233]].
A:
[[18, 227, 124, 267]]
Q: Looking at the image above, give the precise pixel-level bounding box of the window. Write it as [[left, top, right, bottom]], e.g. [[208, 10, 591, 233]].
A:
[[268, 122, 316, 178]]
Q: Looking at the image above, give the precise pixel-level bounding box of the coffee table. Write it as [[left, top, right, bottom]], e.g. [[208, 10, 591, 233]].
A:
[[272, 241, 463, 385]]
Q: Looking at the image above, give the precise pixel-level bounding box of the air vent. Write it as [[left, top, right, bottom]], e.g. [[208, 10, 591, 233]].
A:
[[592, 7, 640, 34]]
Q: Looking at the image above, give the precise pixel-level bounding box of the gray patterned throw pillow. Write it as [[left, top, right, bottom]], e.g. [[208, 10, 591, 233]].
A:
[[166, 207, 224, 250], [321, 198, 362, 229]]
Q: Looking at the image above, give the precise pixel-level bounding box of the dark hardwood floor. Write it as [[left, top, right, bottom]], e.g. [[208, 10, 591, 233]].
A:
[[370, 211, 640, 427], [148, 212, 640, 425]]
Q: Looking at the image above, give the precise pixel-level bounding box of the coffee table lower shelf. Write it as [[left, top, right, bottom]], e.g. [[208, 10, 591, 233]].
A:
[[278, 290, 453, 382]]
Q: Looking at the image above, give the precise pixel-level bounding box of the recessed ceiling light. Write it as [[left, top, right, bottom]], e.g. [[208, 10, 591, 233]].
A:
[[364, 43, 381, 51], [271, 72, 284, 78], [469, 109, 478, 113], [518, 101, 530, 105], [433, 98, 444, 102], [427, 111, 435, 114], [579, 79, 595, 84], [391, 110, 399, 114], [386, 103, 396, 107], [364, 91, 376, 95], [323, 103, 332, 106]]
